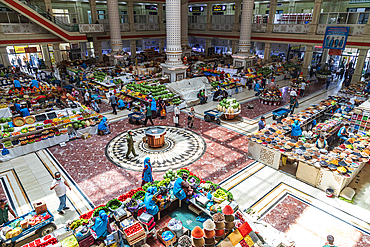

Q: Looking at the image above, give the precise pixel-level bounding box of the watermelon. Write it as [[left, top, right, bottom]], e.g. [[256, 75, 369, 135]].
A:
[[80, 109, 84, 113], [73, 123, 79, 129], [72, 110, 76, 114], [8, 127, 14, 132], [0, 118, 5, 123], [81, 121, 86, 126], [78, 124, 82, 128], [3, 123, 9, 129], [6, 117, 12, 122]]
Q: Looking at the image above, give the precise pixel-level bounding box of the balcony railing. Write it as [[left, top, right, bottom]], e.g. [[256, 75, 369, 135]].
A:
[[273, 24, 309, 33], [0, 11, 30, 23], [317, 24, 366, 36], [0, 23, 49, 33], [253, 14, 269, 24], [79, 24, 104, 33], [211, 15, 233, 31], [319, 12, 369, 25], [274, 13, 312, 24], [188, 15, 206, 24], [134, 15, 158, 24]]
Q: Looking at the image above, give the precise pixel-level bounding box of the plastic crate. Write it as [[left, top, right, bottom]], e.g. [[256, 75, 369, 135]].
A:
[[78, 234, 94, 247]]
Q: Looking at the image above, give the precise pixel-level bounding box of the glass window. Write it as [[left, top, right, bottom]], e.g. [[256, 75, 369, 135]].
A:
[[276, 10, 283, 14], [97, 10, 105, 19]]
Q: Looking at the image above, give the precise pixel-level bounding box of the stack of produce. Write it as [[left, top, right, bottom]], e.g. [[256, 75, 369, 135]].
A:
[[178, 235, 192, 247], [191, 226, 205, 247], [212, 213, 225, 241], [203, 219, 216, 247], [216, 98, 241, 114], [223, 205, 235, 233]]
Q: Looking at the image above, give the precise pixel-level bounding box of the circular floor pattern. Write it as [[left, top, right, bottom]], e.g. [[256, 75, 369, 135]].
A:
[[105, 126, 206, 172]]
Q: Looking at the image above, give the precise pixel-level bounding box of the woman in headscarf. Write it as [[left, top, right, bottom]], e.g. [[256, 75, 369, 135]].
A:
[[144, 186, 159, 215], [291, 120, 302, 140], [150, 97, 157, 119], [91, 210, 112, 239], [117, 98, 125, 110], [98, 117, 110, 135], [142, 157, 153, 186], [158, 97, 166, 119], [173, 173, 193, 200]]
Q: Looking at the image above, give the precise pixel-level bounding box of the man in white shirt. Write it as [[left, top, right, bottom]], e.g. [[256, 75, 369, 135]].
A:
[[174, 104, 180, 127], [299, 81, 307, 97], [50, 172, 71, 215], [84, 90, 90, 106], [40, 71, 46, 81]]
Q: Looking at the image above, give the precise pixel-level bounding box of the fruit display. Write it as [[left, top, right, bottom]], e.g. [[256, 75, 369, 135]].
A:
[[106, 198, 122, 211], [92, 71, 107, 82], [125, 81, 175, 100], [124, 222, 144, 237], [213, 189, 228, 202], [170, 98, 182, 105], [69, 218, 89, 230], [216, 98, 241, 114], [163, 169, 176, 181]]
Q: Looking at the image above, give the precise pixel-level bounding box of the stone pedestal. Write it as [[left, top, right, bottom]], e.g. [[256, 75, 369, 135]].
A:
[[161, 64, 187, 82], [232, 54, 254, 68]]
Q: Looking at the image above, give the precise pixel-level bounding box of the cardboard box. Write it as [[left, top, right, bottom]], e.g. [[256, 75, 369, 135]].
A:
[[33, 201, 47, 215], [82, 133, 91, 139]]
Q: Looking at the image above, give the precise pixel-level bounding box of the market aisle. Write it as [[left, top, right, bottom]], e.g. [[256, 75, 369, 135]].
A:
[[0, 152, 94, 227], [227, 162, 370, 247]]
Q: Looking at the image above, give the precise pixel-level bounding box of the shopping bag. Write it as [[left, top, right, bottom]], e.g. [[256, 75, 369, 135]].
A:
[[173, 116, 178, 124], [161, 109, 166, 117], [2, 148, 9, 156]]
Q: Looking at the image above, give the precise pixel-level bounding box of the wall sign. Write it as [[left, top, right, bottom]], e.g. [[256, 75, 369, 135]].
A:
[[323, 26, 350, 50], [189, 6, 204, 12], [213, 5, 226, 11]]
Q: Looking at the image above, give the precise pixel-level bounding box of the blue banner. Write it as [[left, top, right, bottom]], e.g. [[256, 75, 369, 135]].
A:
[[323, 26, 350, 50]]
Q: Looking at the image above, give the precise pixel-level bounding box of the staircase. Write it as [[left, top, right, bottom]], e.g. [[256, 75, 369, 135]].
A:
[[0, 0, 87, 42]]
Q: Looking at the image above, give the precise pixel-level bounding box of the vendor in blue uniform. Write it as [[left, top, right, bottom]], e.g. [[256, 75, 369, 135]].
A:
[[31, 78, 39, 88], [316, 136, 327, 149], [117, 98, 126, 110], [150, 97, 157, 118], [291, 120, 302, 140], [338, 123, 350, 141], [144, 186, 159, 215], [20, 105, 30, 117], [14, 100, 21, 113], [98, 117, 110, 135], [173, 173, 193, 200], [13, 78, 21, 89]]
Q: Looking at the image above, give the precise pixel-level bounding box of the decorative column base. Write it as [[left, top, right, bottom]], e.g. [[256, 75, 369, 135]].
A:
[[182, 47, 191, 58], [161, 63, 187, 82], [232, 53, 255, 69]]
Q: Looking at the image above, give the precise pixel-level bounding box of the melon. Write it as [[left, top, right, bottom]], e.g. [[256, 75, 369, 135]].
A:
[[81, 121, 86, 126], [0, 118, 6, 123], [6, 117, 12, 122], [86, 121, 90, 127]]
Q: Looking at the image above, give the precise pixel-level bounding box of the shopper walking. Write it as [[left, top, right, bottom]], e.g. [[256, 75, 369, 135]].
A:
[[126, 130, 138, 159], [300, 81, 307, 97], [50, 172, 71, 215], [143, 104, 154, 126], [84, 90, 90, 106], [158, 97, 166, 119], [323, 235, 337, 247], [141, 157, 153, 186], [326, 75, 332, 90], [109, 93, 117, 115], [174, 104, 180, 127], [290, 96, 299, 115], [187, 107, 195, 128]]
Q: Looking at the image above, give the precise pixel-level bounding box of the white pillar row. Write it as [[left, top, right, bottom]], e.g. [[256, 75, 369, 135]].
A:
[[89, 0, 98, 24], [321, 49, 328, 64], [288, 0, 295, 13], [238, 0, 254, 54], [181, 0, 188, 48], [264, 43, 271, 62], [107, 0, 123, 52], [308, 0, 323, 34], [352, 48, 368, 83], [165, 0, 182, 66], [233, 2, 241, 31], [266, 0, 277, 32], [130, 40, 136, 58], [0, 47, 11, 68], [53, 44, 61, 64], [41, 44, 51, 68], [158, 3, 164, 31], [127, 1, 135, 31], [302, 45, 313, 79]]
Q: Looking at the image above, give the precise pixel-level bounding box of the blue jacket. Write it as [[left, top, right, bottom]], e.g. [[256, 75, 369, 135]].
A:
[[14, 80, 21, 88], [118, 99, 125, 108], [15, 103, 21, 112], [338, 126, 347, 137], [144, 187, 159, 215], [31, 79, 39, 88], [91, 210, 109, 239], [20, 108, 30, 117], [142, 158, 153, 183], [291, 120, 302, 137], [173, 177, 186, 200], [98, 117, 108, 131], [151, 98, 157, 111]]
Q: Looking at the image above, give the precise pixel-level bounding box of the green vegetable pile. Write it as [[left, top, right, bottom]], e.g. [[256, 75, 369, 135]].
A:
[[132, 191, 145, 201], [171, 98, 181, 105], [176, 168, 190, 178], [106, 198, 122, 210], [93, 72, 107, 82], [92, 206, 109, 217], [163, 169, 176, 181], [158, 178, 171, 187], [70, 218, 88, 230], [126, 82, 175, 100]]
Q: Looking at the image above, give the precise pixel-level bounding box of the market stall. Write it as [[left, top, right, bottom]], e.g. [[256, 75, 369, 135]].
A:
[[338, 81, 368, 102], [258, 83, 283, 106]]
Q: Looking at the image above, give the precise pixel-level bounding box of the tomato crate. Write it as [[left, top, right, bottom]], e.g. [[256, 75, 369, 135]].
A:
[[121, 222, 146, 246]]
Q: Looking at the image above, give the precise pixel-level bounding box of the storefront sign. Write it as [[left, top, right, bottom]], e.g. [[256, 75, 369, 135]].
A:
[[14, 46, 27, 53], [290, 46, 300, 50], [329, 49, 342, 55], [323, 26, 350, 50], [189, 6, 204, 12], [213, 5, 226, 11], [24, 47, 37, 53]]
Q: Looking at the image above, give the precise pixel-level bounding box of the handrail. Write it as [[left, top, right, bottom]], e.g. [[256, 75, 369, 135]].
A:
[[18, 0, 79, 32]]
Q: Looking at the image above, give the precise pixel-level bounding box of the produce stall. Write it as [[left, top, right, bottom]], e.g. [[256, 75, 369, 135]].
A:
[[258, 83, 283, 106], [53, 167, 266, 247], [338, 81, 368, 102], [247, 97, 369, 196]]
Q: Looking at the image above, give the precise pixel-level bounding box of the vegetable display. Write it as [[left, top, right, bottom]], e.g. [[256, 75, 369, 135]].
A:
[[106, 198, 122, 210], [216, 98, 241, 114]]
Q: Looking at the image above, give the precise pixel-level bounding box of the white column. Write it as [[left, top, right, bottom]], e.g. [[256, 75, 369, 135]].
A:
[[231, 40, 237, 54], [107, 0, 122, 52], [233, 2, 240, 31], [181, 0, 188, 49], [302, 45, 313, 79], [127, 1, 134, 31], [130, 40, 136, 58], [80, 42, 87, 58], [53, 44, 61, 63], [266, 0, 277, 32], [158, 3, 164, 31], [308, 0, 323, 35], [89, 0, 98, 24], [165, 0, 182, 66], [206, 3, 212, 31], [288, 0, 295, 13], [264, 43, 271, 62], [0, 47, 11, 68], [352, 49, 368, 82], [75, 1, 84, 23], [205, 38, 211, 55], [321, 49, 328, 64], [238, 0, 254, 54], [44, 0, 52, 14], [41, 44, 51, 68]]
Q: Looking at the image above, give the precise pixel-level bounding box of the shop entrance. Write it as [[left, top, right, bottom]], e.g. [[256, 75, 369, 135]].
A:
[[6, 45, 42, 69]]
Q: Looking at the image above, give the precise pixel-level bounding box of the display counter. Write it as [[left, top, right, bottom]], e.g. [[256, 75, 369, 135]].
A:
[[0, 134, 69, 162], [75, 125, 98, 138], [0, 108, 11, 119], [247, 142, 281, 169], [145, 127, 166, 148]]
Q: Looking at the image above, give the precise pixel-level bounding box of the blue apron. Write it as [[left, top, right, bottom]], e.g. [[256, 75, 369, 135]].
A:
[[173, 178, 186, 200]]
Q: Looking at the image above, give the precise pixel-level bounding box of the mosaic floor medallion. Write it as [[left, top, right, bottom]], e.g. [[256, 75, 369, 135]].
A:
[[105, 126, 206, 172]]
